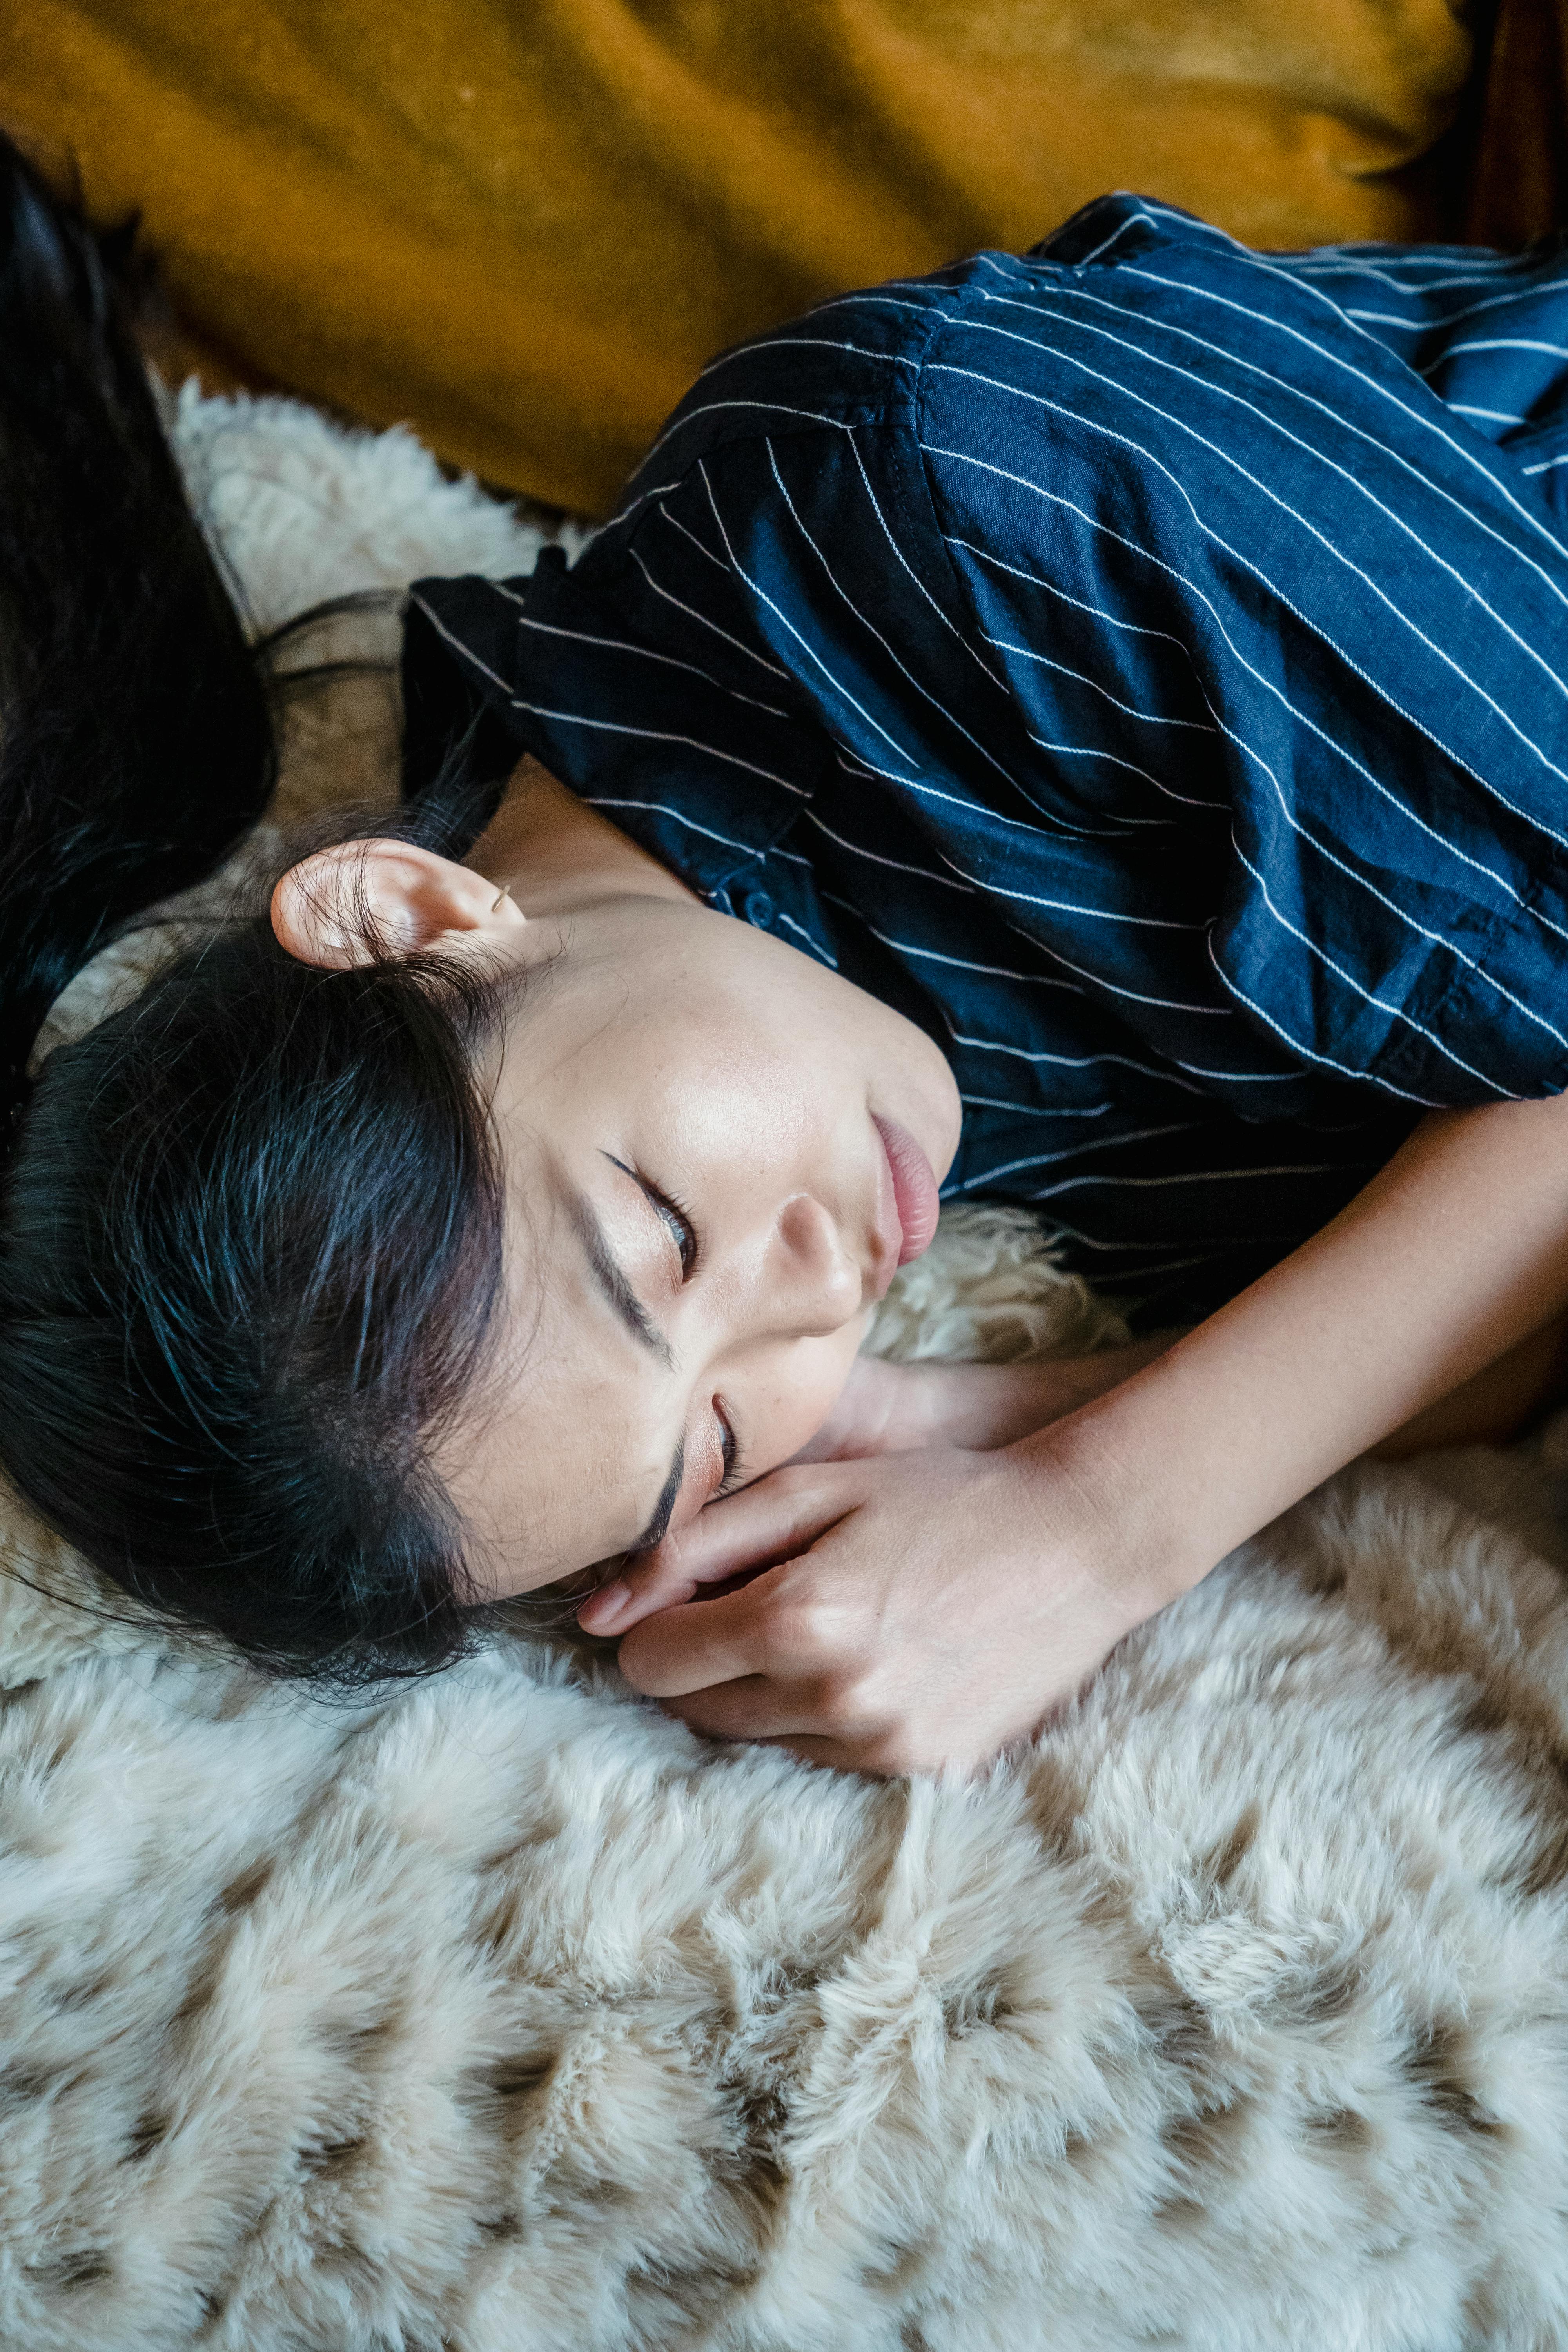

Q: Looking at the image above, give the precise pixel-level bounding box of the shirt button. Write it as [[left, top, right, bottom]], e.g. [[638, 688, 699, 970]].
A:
[[742, 889, 774, 926]]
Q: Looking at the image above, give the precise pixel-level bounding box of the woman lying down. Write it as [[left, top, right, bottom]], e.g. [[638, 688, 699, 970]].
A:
[[7, 136, 1568, 1774]]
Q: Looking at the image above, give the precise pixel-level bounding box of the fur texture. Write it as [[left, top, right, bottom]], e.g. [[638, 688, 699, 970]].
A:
[[4, 390, 1568, 2350]]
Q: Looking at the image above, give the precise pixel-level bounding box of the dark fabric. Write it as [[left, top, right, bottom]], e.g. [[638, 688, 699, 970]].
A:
[[403, 194, 1568, 1322]]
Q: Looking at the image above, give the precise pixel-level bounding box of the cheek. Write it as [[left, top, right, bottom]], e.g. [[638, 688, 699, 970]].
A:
[[673, 1029, 821, 1166], [738, 1325, 869, 1474]]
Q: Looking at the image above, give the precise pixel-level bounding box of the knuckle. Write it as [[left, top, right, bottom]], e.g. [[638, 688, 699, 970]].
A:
[[767, 1593, 838, 1661], [805, 1668, 874, 1734], [771, 1461, 831, 1508], [612, 1626, 661, 1693], [804, 1674, 853, 1731]]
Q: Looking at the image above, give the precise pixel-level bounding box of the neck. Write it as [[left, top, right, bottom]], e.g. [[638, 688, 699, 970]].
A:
[[466, 756, 700, 916]]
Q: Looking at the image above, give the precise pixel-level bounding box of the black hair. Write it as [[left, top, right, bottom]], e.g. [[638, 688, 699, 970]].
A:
[[0, 134, 519, 1682]]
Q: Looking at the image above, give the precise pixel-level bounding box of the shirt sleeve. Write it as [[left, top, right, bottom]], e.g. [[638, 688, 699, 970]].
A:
[[918, 198, 1568, 1110], [402, 276, 998, 931], [405, 208, 1568, 1115]]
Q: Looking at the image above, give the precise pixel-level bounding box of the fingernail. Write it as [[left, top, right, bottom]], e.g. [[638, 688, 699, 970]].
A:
[[578, 1578, 630, 1632]]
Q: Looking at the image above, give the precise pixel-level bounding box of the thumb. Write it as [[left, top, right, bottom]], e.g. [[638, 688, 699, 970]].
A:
[[578, 1460, 867, 1635], [577, 1540, 711, 1635]]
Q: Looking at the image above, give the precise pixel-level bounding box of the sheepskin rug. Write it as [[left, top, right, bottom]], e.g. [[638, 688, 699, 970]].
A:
[[5, 386, 1568, 2352]]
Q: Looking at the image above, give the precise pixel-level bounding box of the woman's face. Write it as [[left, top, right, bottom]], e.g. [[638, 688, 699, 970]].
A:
[[449, 888, 961, 1591]]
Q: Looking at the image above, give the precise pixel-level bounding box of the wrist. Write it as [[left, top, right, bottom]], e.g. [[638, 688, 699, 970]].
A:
[[1018, 1381, 1227, 1620]]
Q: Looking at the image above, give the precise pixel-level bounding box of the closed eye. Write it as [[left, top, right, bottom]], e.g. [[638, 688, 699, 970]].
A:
[[714, 1401, 741, 1497], [601, 1152, 744, 1500], [604, 1153, 698, 1278]]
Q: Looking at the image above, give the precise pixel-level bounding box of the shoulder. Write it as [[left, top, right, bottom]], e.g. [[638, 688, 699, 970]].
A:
[[608, 258, 1016, 525]]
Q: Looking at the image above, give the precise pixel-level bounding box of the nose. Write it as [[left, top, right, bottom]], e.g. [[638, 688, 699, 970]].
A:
[[766, 1191, 866, 1337]]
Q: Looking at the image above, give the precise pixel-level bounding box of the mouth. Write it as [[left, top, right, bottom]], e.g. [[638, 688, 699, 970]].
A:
[[871, 1113, 941, 1269]]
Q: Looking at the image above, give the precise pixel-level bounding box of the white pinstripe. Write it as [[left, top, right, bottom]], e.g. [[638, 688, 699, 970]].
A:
[[981, 630, 1220, 735], [1203, 936, 1443, 1108], [960, 1094, 1113, 1116], [764, 436, 1018, 782], [938, 325, 1568, 773], [489, 584, 793, 719], [697, 457, 922, 768], [927, 439, 1568, 989], [643, 397, 857, 465], [1169, 1059, 1304, 1083], [802, 805, 978, 894], [1020, 738, 1192, 820], [1426, 336, 1568, 364], [1125, 202, 1255, 253], [602, 474, 690, 534], [629, 540, 791, 681], [1272, 239, 1483, 261], [654, 500, 741, 578], [840, 430, 1010, 694], [1020, 1241, 1221, 1277], [815, 891, 1077, 987], [1027, 1159, 1339, 1203], [581, 798, 768, 859], [956, 1120, 1204, 1189], [994, 917, 1232, 1017], [508, 697, 811, 798], [1073, 208, 1160, 266], [773, 908, 838, 966], [407, 589, 517, 702], [934, 853, 1210, 934], [1019, 1219, 1276, 1254], [1114, 265, 1568, 576], [832, 743, 1017, 818], [1288, 261, 1541, 293], [1345, 280, 1568, 334], [697, 336, 918, 382], [944, 1018, 1211, 1094], [833, 745, 1132, 846], [976, 274, 1568, 649]]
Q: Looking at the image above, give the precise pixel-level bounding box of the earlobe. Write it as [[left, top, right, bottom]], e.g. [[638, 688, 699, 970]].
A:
[[270, 839, 523, 970]]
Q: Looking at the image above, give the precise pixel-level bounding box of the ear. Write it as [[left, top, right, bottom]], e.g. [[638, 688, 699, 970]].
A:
[[270, 839, 528, 970]]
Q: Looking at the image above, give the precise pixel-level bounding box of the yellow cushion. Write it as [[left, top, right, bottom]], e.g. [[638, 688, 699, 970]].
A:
[[1, 0, 1472, 513]]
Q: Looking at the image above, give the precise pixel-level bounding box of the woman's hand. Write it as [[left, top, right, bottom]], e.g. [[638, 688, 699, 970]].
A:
[[789, 1334, 1181, 1465], [575, 1443, 1172, 1775]]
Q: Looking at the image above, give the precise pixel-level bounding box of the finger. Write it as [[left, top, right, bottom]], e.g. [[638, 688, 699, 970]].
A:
[[616, 1572, 824, 1698], [577, 1498, 790, 1633], [646, 1463, 862, 1589], [577, 1545, 701, 1634], [659, 1697, 892, 1775], [760, 1733, 889, 1776], [582, 1467, 858, 1635], [657, 1675, 821, 1742]]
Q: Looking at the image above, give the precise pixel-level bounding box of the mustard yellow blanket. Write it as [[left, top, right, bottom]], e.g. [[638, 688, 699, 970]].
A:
[[2, 0, 1475, 512]]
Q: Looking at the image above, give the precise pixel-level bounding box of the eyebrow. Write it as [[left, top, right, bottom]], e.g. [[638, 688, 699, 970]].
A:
[[567, 1187, 675, 1371], [565, 1185, 685, 1554]]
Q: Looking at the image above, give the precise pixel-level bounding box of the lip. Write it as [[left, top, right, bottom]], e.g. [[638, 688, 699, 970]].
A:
[[871, 1113, 942, 1269]]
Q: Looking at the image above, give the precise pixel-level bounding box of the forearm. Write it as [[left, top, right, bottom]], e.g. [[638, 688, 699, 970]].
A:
[[864, 1337, 1176, 1453], [1032, 1091, 1568, 1610]]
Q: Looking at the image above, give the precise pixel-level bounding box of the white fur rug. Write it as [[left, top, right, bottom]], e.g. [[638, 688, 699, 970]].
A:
[[5, 387, 1568, 2352]]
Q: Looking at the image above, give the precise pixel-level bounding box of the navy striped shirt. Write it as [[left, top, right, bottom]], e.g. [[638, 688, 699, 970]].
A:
[[402, 195, 1568, 1323]]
